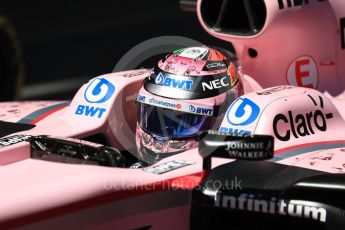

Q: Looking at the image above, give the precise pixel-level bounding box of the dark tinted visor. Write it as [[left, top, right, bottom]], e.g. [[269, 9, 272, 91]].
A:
[[137, 103, 216, 138]]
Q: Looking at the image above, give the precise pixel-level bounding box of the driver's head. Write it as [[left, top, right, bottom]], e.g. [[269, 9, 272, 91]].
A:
[[135, 46, 243, 164]]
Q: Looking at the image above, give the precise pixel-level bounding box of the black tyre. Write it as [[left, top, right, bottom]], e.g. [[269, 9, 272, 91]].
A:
[[0, 15, 24, 101]]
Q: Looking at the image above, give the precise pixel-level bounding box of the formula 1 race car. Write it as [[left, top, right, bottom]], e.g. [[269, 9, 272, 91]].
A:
[[1, 0, 345, 229]]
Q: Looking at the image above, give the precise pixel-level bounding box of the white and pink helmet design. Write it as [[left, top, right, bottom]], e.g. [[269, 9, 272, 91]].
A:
[[135, 46, 243, 164]]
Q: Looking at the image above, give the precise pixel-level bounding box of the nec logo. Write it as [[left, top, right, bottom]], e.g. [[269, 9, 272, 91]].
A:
[[155, 73, 193, 90], [227, 98, 260, 126], [189, 105, 213, 116], [202, 77, 229, 91], [84, 78, 115, 103]]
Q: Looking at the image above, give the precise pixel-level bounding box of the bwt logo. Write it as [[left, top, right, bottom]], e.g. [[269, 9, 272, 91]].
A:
[[227, 98, 260, 126], [219, 127, 251, 135], [138, 95, 146, 102], [75, 78, 115, 119], [189, 105, 213, 116], [75, 105, 106, 118], [84, 78, 115, 103], [155, 72, 193, 90]]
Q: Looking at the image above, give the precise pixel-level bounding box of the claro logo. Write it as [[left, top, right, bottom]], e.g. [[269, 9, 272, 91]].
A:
[[273, 95, 333, 141]]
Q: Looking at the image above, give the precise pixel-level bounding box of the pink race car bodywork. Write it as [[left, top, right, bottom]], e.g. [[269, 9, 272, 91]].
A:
[[1, 70, 345, 229], [0, 0, 345, 229]]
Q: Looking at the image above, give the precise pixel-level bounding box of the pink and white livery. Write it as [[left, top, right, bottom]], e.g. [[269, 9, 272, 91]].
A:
[[0, 0, 345, 229]]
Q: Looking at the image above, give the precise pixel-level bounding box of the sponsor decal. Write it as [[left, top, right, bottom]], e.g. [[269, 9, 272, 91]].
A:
[[219, 127, 252, 135], [189, 105, 213, 116], [178, 47, 209, 59], [287, 56, 318, 89], [202, 77, 229, 91], [148, 97, 181, 110], [224, 141, 272, 160], [145, 67, 236, 99], [227, 98, 260, 126], [155, 72, 193, 91], [0, 135, 32, 147], [199, 131, 274, 162], [256, 86, 294, 95], [137, 94, 213, 116], [206, 62, 226, 70], [84, 78, 115, 103], [273, 95, 333, 141], [138, 95, 146, 102], [75, 78, 115, 119], [215, 191, 327, 222], [219, 98, 260, 135], [75, 105, 107, 118], [278, 0, 326, 10], [154, 72, 164, 84], [143, 160, 195, 174]]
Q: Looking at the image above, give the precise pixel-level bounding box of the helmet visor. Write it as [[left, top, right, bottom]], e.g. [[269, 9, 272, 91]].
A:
[[137, 102, 216, 138]]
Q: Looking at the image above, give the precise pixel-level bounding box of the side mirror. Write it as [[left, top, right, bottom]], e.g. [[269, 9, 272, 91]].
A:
[[199, 130, 274, 170]]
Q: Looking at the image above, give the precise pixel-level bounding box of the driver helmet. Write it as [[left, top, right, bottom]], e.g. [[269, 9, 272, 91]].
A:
[[135, 46, 243, 164]]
